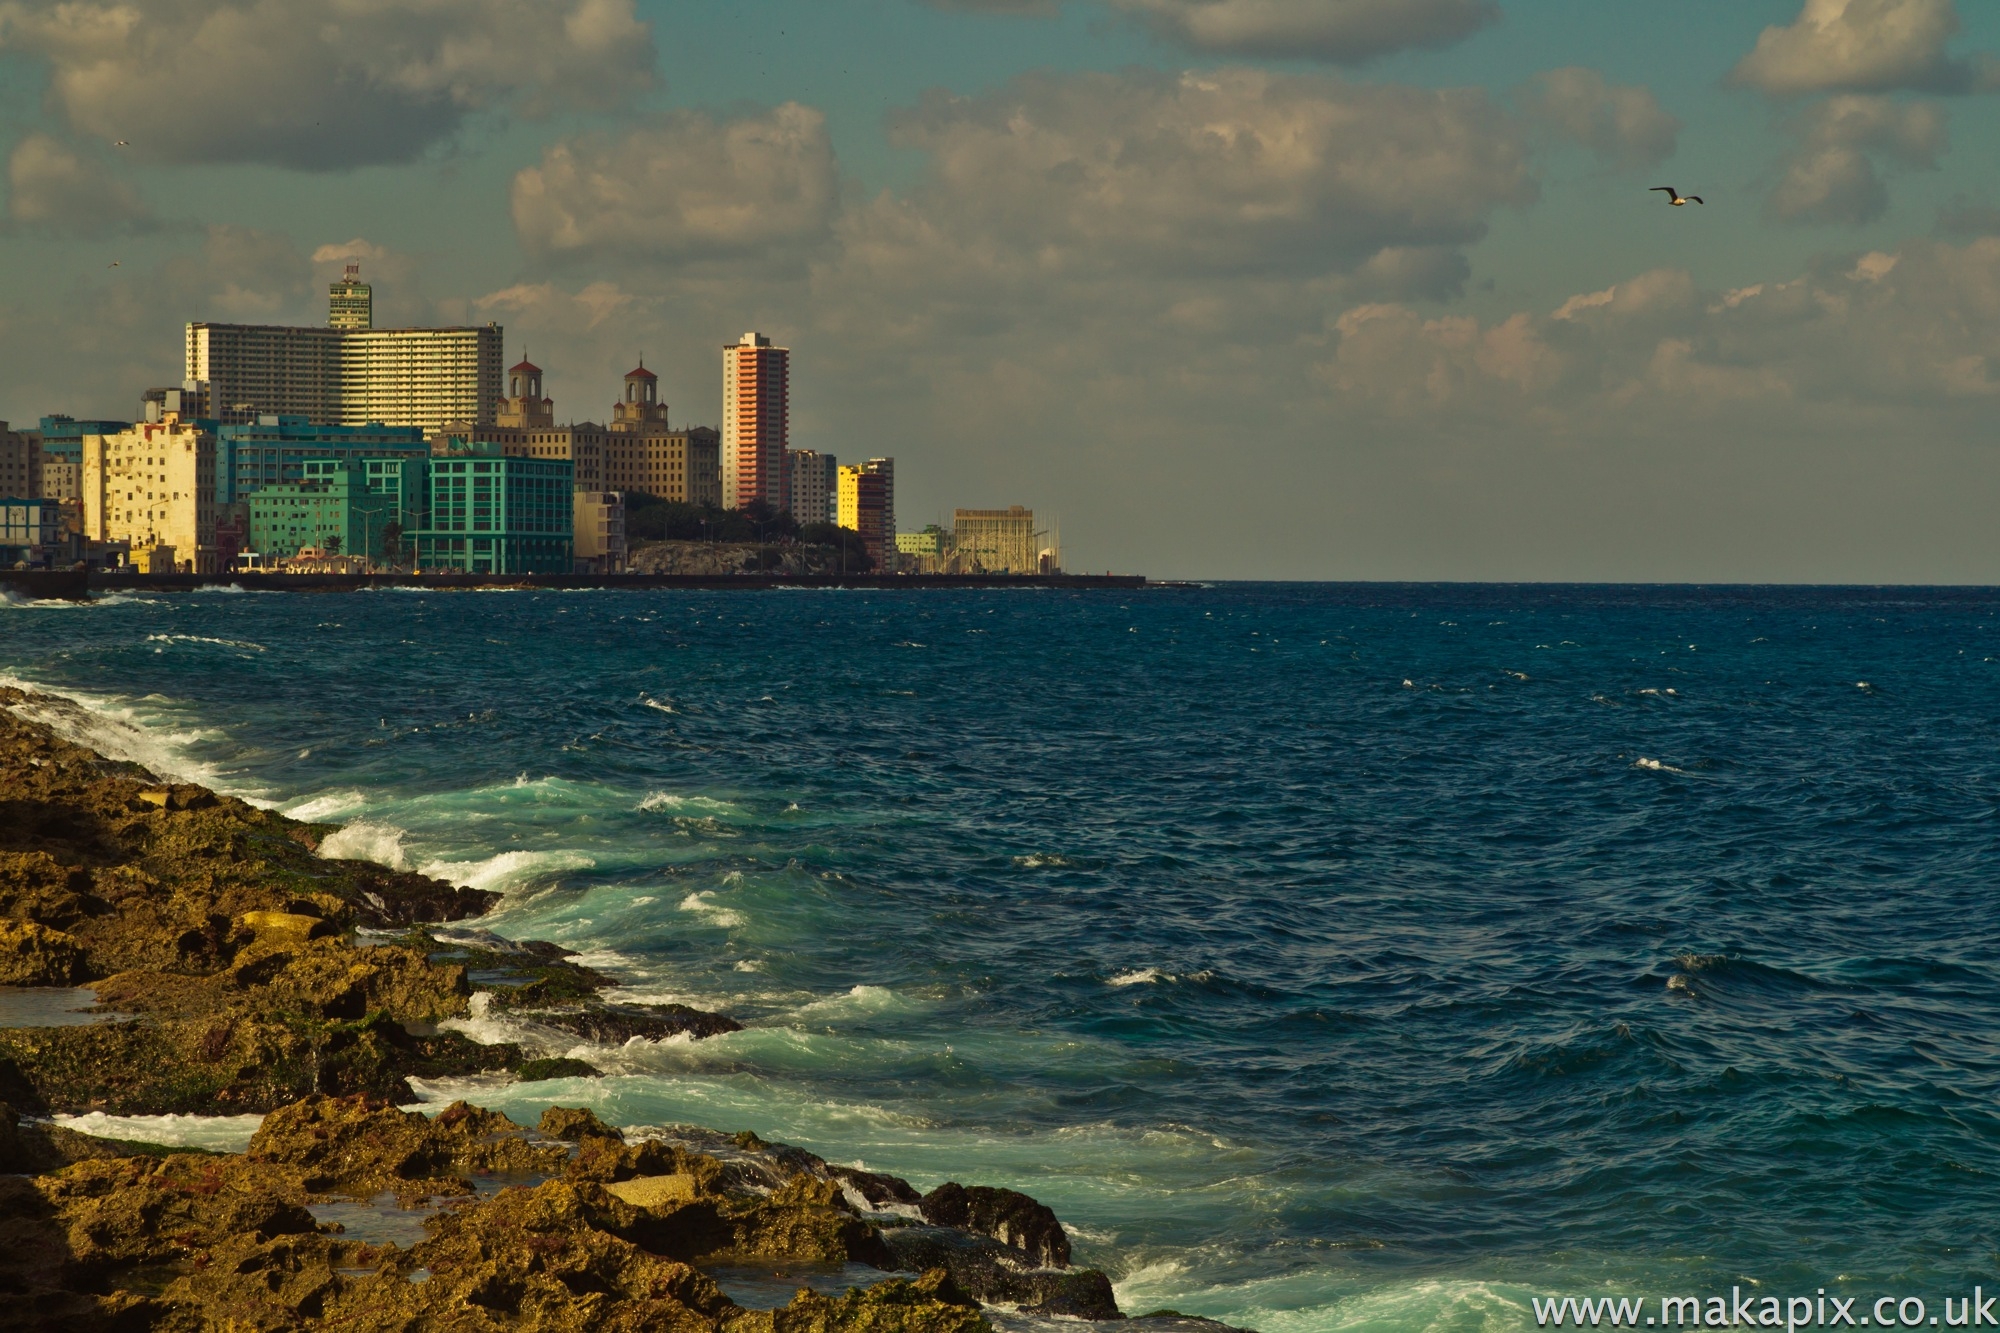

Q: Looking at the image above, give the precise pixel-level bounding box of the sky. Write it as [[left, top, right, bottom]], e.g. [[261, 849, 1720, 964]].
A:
[[3, 0, 2000, 581]]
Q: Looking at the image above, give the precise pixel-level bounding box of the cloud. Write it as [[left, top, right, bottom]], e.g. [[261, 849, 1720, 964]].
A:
[[1727, 0, 1987, 96], [875, 68, 1533, 283], [0, 0, 655, 170], [1104, 0, 1497, 63], [5, 132, 150, 232], [1321, 236, 2000, 419], [1518, 68, 1679, 169], [512, 104, 838, 263], [1766, 95, 1945, 225]]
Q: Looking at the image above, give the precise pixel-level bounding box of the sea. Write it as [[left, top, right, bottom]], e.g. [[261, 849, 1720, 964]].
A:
[[4, 582, 1999, 1332]]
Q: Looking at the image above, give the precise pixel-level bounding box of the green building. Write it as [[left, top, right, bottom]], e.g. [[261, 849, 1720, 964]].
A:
[[248, 458, 405, 562], [417, 442, 572, 574]]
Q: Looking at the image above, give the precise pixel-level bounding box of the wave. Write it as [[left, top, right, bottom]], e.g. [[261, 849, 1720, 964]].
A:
[[678, 891, 746, 928], [639, 791, 738, 815], [1108, 968, 1214, 988], [283, 789, 372, 822], [419, 848, 598, 894], [318, 820, 413, 871], [52, 1111, 267, 1153], [144, 633, 267, 652], [0, 672, 262, 799], [791, 984, 922, 1021], [1013, 853, 1072, 869], [1632, 757, 1687, 773]]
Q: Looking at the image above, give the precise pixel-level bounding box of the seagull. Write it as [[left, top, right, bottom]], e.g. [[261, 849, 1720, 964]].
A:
[[114, 140, 128, 147], [107, 260, 120, 267], [1651, 186, 1703, 206]]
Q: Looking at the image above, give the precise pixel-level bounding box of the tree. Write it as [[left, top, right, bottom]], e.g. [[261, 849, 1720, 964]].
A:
[[381, 521, 404, 568], [799, 521, 874, 572]]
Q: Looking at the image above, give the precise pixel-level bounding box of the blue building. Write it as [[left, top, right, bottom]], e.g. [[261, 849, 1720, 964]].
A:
[[37, 414, 134, 466], [217, 414, 427, 504], [417, 441, 572, 574]]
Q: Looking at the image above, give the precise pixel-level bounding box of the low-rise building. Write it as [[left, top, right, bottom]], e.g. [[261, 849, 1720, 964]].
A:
[[81, 417, 220, 573], [573, 490, 626, 572], [789, 449, 836, 526], [36, 416, 130, 504], [952, 506, 1043, 574], [417, 440, 572, 573], [218, 414, 427, 504], [246, 458, 404, 563], [896, 526, 949, 574], [0, 497, 65, 566], [0, 423, 35, 498]]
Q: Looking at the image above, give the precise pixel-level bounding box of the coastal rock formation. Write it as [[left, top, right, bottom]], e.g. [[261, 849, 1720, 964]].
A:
[[0, 691, 1143, 1329], [919, 1181, 1072, 1269]]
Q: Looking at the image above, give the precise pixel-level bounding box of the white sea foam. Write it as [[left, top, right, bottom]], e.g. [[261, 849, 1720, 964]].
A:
[[638, 791, 737, 815], [0, 672, 261, 798], [678, 891, 746, 928], [1013, 853, 1071, 869], [1110, 968, 1168, 986], [792, 984, 918, 1020], [52, 1111, 267, 1153], [419, 849, 597, 894], [144, 633, 267, 652], [284, 789, 371, 822], [1632, 758, 1687, 774], [642, 697, 677, 714], [319, 820, 414, 870]]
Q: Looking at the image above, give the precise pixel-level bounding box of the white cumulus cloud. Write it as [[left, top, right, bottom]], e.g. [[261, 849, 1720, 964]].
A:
[[1728, 0, 1988, 96], [1766, 95, 1946, 225], [0, 0, 656, 170], [512, 104, 838, 263], [6, 133, 150, 232]]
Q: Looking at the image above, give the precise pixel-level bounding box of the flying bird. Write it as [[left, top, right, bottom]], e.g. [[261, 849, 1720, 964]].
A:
[[114, 140, 128, 146], [107, 260, 119, 267], [1651, 186, 1702, 206]]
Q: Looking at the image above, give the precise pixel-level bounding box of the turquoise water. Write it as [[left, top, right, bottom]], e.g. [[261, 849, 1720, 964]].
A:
[[5, 584, 2000, 1331]]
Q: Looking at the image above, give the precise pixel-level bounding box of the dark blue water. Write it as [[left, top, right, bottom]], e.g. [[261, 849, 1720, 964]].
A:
[[5, 584, 1999, 1330]]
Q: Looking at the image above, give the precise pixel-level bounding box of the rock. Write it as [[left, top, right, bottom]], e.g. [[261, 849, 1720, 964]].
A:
[[830, 1165, 925, 1211], [1127, 1316, 1262, 1333], [881, 1226, 1122, 1320], [605, 1174, 699, 1208], [727, 1268, 989, 1333], [525, 1002, 744, 1043], [0, 919, 87, 985], [248, 1094, 565, 1195], [518, 1056, 604, 1082], [919, 1181, 1072, 1268], [540, 1105, 625, 1141], [237, 909, 335, 946]]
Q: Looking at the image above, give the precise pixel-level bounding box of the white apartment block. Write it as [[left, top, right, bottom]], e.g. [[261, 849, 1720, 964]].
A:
[[187, 323, 504, 432], [788, 449, 836, 525]]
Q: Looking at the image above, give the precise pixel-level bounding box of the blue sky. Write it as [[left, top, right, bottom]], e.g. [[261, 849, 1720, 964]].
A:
[[4, 0, 2000, 579]]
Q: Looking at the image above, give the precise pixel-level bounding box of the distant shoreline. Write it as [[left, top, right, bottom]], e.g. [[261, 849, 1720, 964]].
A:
[[1, 569, 1156, 599]]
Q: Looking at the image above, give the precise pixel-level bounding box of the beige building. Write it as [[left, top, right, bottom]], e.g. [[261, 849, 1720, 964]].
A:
[[82, 417, 220, 573], [187, 321, 504, 431], [573, 490, 626, 572], [952, 506, 1046, 574], [0, 423, 35, 498], [788, 449, 836, 526], [606, 364, 719, 506], [437, 359, 613, 492]]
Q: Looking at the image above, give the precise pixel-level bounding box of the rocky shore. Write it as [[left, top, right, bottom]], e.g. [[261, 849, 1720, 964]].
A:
[[0, 686, 1227, 1333]]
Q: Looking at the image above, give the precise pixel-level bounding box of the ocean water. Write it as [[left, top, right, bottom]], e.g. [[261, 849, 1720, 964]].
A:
[[5, 583, 2000, 1330]]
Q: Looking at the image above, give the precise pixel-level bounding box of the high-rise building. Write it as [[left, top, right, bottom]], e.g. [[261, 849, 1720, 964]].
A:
[[788, 449, 836, 526], [329, 263, 372, 330], [186, 321, 504, 431], [837, 464, 888, 568], [82, 417, 220, 573], [721, 332, 788, 513], [862, 457, 894, 546]]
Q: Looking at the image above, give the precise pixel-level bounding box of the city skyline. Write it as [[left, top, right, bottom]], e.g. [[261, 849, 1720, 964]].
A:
[[5, 1, 2000, 579]]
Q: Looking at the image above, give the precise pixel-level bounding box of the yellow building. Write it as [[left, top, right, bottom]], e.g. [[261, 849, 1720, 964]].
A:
[[82, 418, 220, 573], [837, 464, 888, 566]]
